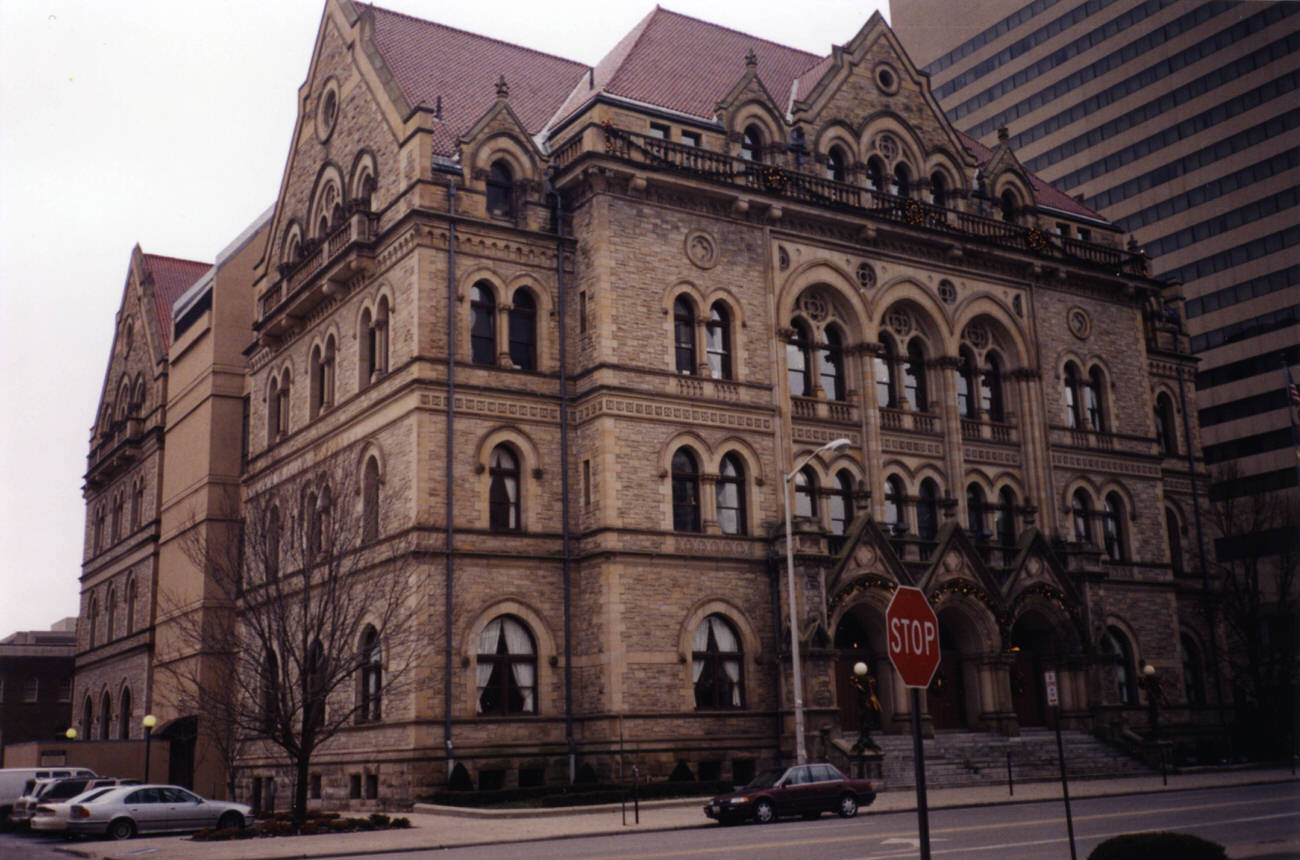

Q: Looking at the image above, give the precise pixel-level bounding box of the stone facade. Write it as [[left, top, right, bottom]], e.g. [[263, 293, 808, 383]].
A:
[[74, 1, 1220, 807]]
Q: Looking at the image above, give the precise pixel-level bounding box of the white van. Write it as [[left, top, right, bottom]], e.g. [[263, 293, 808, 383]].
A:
[[0, 768, 97, 825]]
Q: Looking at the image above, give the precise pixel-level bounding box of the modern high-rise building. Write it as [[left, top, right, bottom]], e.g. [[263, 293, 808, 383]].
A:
[[892, 0, 1299, 506]]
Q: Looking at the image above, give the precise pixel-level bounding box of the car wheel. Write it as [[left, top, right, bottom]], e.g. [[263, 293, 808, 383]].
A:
[[108, 818, 137, 840], [218, 811, 243, 830], [754, 799, 776, 824], [838, 793, 858, 818]]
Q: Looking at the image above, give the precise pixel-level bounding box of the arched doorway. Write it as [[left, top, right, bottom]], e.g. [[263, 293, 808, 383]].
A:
[[160, 715, 198, 789], [1009, 612, 1062, 727]]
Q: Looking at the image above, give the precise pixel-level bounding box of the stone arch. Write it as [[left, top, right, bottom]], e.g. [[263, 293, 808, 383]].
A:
[[728, 101, 784, 159], [348, 149, 379, 206], [309, 163, 347, 238], [777, 261, 866, 334], [830, 587, 896, 731], [952, 297, 1030, 366], [929, 592, 1002, 729], [469, 132, 538, 184], [461, 598, 556, 717], [280, 220, 304, 265]]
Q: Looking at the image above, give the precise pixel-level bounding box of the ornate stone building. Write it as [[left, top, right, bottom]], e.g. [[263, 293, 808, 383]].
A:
[[78, 1, 1216, 804]]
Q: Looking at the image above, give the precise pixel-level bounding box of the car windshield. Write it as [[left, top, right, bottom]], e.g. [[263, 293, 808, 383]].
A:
[[745, 768, 787, 789]]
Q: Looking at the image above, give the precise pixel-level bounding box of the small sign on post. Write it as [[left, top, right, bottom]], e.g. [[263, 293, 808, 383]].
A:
[[886, 586, 940, 860], [1044, 669, 1059, 708]]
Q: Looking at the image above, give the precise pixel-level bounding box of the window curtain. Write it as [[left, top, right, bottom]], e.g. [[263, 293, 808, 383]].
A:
[[476, 618, 500, 713], [502, 617, 535, 713]]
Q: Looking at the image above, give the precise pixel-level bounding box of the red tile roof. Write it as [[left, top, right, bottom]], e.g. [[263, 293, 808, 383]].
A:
[[958, 131, 1104, 222], [143, 254, 209, 349], [369, 6, 587, 156]]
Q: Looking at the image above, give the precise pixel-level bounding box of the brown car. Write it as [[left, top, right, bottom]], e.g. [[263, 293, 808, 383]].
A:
[[704, 763, 875, 825]]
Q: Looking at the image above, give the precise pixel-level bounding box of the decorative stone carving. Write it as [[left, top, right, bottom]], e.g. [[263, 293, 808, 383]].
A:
[[685, 230, 718, 269], [1067, 306, 1091, 340], [937, 279, 956, 304], [856, 262, 876, 290], [798, 291, 829, 323], [886, 308, 912, 337]]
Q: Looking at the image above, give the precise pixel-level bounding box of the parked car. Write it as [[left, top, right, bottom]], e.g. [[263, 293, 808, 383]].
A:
[[0, 768, 96, 827], [704, 762, 876, 825], [30, 780, 141, 833], [11, 777, 135, 827], [67, 784, 252, 839]]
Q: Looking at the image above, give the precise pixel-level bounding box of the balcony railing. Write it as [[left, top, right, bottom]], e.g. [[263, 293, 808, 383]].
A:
[[574, 126, 1148, 276], [961, 418, 1018, 445], [881, 407, 942, 435], [1049, 425, 1155, 457], [260, 211, 378, 324], [792, 395, 857, 423]]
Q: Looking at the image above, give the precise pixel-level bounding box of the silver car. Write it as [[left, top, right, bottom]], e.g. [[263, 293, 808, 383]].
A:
[[11, 777, 127, 826], [66, 784, 253, 839], [30, 782, 138, 833]]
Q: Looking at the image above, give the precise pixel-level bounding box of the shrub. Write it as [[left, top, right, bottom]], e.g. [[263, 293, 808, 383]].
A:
[[391, 816, 411, 828], [1088, 832, 1227, 860], [260, 819, 295, 837], [368, 812, 391, 827]]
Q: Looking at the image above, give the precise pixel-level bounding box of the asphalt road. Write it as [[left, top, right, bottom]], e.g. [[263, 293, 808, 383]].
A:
[[341, 782, 1300, 860]]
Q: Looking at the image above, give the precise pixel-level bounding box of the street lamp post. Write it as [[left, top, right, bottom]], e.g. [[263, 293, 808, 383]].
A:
[[142, 714, 157, 782], [1140, 664, 1162, 740], [65, 728, 77, 741], [783, 436, 851, 765]]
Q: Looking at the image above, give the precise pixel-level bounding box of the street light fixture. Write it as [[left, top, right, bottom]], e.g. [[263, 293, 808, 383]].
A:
[[783, 436, 851, 765], [142, 714, 157, 782], [65, 728, 77, 740], [1140, 663, 1161, 741]]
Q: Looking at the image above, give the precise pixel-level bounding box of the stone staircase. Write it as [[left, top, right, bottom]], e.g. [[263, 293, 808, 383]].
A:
[[848, 728, 1154, 790]]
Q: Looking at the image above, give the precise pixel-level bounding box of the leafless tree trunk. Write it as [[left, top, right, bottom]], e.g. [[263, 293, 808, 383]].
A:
[[161, 457, 423, 825]]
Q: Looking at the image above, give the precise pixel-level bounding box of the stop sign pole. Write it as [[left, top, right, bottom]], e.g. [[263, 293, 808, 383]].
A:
[[886, 586, 940, 860]]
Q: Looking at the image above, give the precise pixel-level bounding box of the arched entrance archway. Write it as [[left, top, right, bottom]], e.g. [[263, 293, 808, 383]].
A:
[[832, 602, 893, 733], [1009, 612, 1064, 727], [928, 622, 967, 729]]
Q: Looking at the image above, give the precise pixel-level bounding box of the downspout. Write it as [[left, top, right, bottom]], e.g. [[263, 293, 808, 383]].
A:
[[1176, 351, 1224, 723], [550, 172, 576, 783], [444, 179, 458, 776]]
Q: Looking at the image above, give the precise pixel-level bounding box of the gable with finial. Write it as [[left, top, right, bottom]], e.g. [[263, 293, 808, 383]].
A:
[[979, 127, 1038, 215], [915, 521, 1007, 600], [825, 515, 915, 617], [713, 47, 788, 160], [458, 75, 547, 188]]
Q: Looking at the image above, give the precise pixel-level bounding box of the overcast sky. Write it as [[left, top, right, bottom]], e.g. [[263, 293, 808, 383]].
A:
[[0, 0, 888, 637]]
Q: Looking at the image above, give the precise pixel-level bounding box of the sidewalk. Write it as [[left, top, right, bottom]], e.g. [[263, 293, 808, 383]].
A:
[[55, 766, 1298, 860]]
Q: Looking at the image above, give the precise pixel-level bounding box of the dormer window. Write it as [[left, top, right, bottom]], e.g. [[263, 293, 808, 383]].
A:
[[741, 125, 763, 163], [826, 146, 847, 183]]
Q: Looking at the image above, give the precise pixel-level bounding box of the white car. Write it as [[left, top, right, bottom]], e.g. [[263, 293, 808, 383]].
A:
[[31, 783, 138, 833], [12, 777, 131, 827], [67, 784, 252, 839]]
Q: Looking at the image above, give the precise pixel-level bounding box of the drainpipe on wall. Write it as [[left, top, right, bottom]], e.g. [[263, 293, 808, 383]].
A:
[[445, 179, 458, 776], [549, 172, 577, 783]]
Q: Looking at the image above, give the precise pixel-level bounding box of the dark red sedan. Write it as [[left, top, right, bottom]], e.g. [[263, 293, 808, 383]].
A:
[[704, 763, 875, 825]]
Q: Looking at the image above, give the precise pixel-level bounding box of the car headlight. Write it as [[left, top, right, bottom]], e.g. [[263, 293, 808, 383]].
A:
[[731, 796, 748, 804]]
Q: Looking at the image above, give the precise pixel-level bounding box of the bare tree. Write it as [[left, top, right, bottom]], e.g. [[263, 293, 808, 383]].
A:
[[1206, 465, 1299, 758], [162, 458, 423, 825]]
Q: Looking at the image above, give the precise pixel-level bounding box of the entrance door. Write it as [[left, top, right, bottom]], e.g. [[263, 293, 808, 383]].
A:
[[927, 647, 966, 729], [1011, 650, 1045, 727], [833, 612, 879, 732]]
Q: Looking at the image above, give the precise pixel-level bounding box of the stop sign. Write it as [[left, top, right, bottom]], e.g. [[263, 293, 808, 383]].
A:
[[886, 586, 940, 688]]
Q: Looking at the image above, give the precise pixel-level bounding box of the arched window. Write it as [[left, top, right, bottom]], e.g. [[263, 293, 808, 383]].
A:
[[794, 467, 818, 521], [82, 695, 94, 739], [508, 289, 537, 371], [1064, 362, 1084, 429], [996, 488, 1017, 547], [957, 346, 978, 419], [1101, 627, 1136, 705], [693, 614, 743, 709], [359, 626, 382, 722], [1087, 367, 1106, 431], [866, 157, 885, 192], [486, 160, 513, 218], [828, 470, 854, 536], [966, 484, 987, 539], [267, 376, 281, 441], [304, 489, 321, 563], [787, 320, 812, 397], [1072, 489, 1093, 544], [111, 495, 122, 542], [930, 171, 948, 207], [877, 333, 899, 408], [1103, 492, 1126, 561], [673, 296, 697, 375], [477, 615, 536, 715], [88, 596, 98, 648], [671, 448, 701, 532], [1181, 634, 1205, 705], [360, 297, 390, 386], [819, 325, 846, 401], [261, 650, 279, 731], [705, 303, 731, 380], [904, 339, 928, 411], [489, 445, 521, 532], [106, 586, 117, 642], [118, 688, 132, 740], [125, 578, 137, 633], [1155, 393, 1177, 455], [892, 163, 912, 198], [309, 338, 336, 418], [99, 690, 112, 740], [277, 371, 291, 438], [470, 283, 496, 366], [826, 146, 847, 182], [1165, 507, 1183, 576], [885, 476, 907, 533], [917, 478, 939, 541], [265, 505, 281, 580], [981, 351, 1005, 422], [1000, 189, 1017, 223], [741, 125, 763, 162], [716, 453, 746, 536], [362, 457, 381, 543]]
